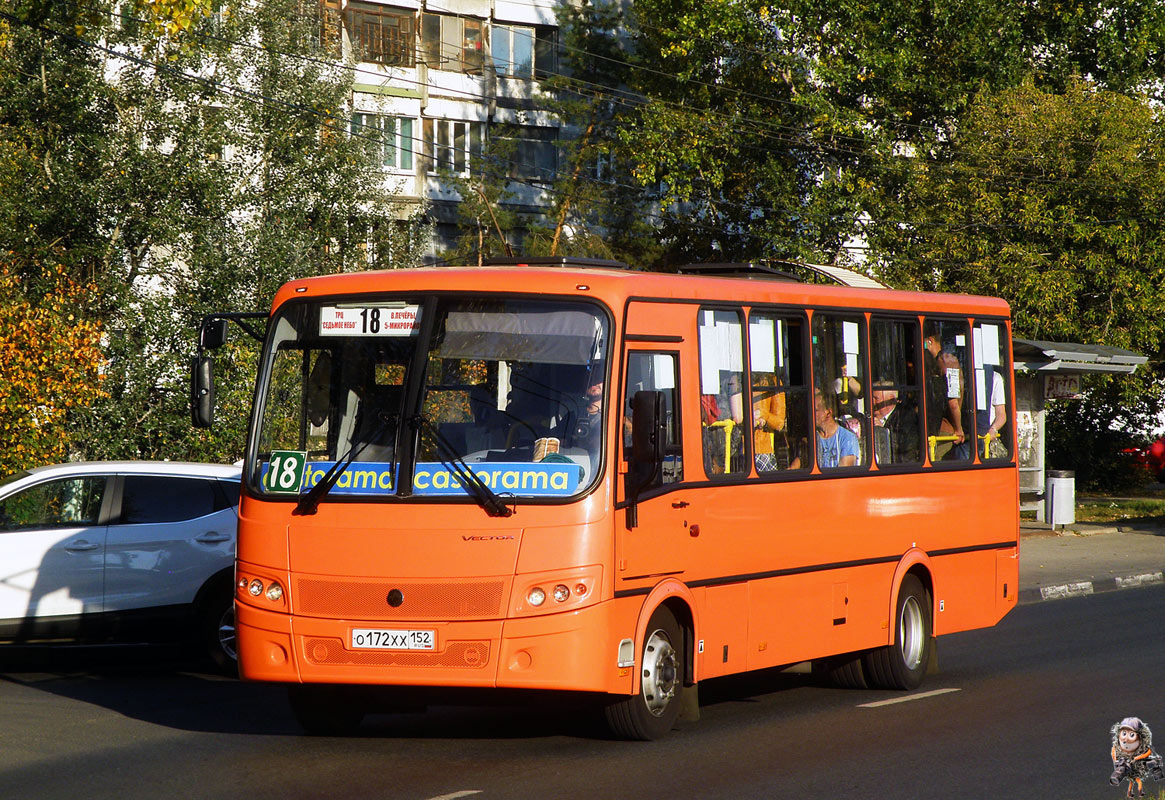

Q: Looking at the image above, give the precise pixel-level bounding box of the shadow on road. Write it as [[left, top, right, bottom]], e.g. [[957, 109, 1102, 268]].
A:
[[0, 644, 613, 739], [0, 643, 296, 735], [0, 643, 831, 741]]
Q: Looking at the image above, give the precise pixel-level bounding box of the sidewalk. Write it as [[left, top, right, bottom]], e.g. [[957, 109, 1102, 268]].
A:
[[1019, 519, 1165, 603]]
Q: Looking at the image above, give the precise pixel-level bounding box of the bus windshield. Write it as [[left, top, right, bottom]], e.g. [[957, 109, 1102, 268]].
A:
[[249, 295, 610, 503]]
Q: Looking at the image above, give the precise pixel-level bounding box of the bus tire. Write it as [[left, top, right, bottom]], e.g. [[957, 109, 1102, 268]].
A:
[[825, 654, 867, 689], [288, 685, 365, 735], [862, 574, 932, 690], [603, 606, 683, 740]]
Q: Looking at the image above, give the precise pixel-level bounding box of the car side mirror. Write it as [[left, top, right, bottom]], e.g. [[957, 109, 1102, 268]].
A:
[[191, 355, 215, 428]]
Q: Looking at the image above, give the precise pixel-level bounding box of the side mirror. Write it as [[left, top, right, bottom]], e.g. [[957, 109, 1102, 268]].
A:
[[200, 319, 229, 350], [191, 355, 215, 428], [629, 390, 665, 489]]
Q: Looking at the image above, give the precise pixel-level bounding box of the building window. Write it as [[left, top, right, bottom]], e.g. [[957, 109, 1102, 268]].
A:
[[302, 0, 342, 56], [347, 3, 416, 67], [491, 24, 555, 79], [421, 13, 484, 74], [498, 125, 557, 181], [421, 119, 484, 175], [352, 113, 415, 171]]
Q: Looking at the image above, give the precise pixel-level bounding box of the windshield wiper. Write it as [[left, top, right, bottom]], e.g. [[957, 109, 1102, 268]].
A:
[[293, 413, 398, 516], [413, 415, 513, 518]]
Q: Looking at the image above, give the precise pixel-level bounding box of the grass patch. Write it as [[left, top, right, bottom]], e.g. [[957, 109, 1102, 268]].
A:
[[1075, 497, 1165, 524]]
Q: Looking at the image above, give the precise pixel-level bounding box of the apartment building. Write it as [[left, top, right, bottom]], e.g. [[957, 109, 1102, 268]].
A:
[[324, 0, 567, 254]]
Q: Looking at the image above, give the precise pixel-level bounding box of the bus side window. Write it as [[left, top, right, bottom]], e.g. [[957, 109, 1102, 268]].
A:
[[811, 313, 868, 468], [624, 351, 683, 485], [973, 321, 1011, 462], [748, 311, 810, 473], [922, 318, 974, 463], [698, 309, 746, 478], [869, 318, 922, 466]]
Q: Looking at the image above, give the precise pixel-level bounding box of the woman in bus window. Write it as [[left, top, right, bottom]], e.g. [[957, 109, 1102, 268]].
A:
[[752, 372, 787, 472], [702, 373, 744, 475]]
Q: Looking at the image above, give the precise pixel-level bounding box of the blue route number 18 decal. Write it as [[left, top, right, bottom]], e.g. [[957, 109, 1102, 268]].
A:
[[264, 450, 307, 494]]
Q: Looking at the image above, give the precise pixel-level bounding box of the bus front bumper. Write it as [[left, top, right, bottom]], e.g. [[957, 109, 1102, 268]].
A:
[[235, 599, 630, 695]]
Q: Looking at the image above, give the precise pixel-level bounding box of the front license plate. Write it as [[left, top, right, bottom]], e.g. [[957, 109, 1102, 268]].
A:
[[351, 628, 435, 650]]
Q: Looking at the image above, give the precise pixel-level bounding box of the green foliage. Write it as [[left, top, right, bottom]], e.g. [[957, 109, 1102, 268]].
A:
[[0, 260, 106, 475], [878, 79, 1165, 346], [1046, 378, 1164, 492], [1, 0, 427, 466], [441, 134, 522, 266]]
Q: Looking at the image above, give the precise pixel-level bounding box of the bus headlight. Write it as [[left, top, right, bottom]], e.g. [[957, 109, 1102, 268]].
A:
[[236, 567, 289, 612], [512, 566, 602, 616]]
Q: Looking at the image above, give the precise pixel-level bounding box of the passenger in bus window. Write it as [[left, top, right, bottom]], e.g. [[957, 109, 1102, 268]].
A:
[[872, 382, 920, 465], [964, 367, 1008, 461], [702, 373, 744, 475], [923, 323, 965, 458], [814, 387, 858, 469], [831, 375, 866, 463], [752, 373, 787, 472]]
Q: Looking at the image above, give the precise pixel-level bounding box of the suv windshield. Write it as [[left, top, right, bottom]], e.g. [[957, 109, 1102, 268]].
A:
[[249, 295, 609, 504]]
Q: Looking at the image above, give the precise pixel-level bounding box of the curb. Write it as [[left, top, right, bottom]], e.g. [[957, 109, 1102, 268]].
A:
[[1019, 571, 1165, 604]]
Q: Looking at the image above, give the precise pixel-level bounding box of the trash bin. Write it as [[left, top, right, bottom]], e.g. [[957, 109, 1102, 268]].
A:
[[1046, 470, 1075, 526]]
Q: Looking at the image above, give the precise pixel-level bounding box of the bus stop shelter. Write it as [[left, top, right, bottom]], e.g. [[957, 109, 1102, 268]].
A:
[[1012, 339, 1148, 520]]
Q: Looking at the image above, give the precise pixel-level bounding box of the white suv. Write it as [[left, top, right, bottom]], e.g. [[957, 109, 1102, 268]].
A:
[[0, 461, 241, 669]]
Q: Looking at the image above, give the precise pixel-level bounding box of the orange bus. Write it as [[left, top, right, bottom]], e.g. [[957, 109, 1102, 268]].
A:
[[196, 259, 1018, 739]]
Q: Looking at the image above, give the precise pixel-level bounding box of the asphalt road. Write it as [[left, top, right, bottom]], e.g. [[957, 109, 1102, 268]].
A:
[[1, 586, 1162, 800]]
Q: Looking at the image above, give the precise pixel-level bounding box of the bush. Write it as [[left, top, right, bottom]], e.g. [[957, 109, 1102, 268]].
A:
[[1046, 379, 1162, 492]]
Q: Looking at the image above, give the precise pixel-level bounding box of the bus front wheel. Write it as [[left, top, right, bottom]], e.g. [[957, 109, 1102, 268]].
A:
[[862, 574, 932, 690], [604, 606, 684, 740]]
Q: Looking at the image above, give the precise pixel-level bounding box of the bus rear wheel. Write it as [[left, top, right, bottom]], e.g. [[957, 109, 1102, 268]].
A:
[[288, 685, 365, 735], [862, 574, 932, 690], [824, 654, 868, 689], [604, 606, 683, 740]]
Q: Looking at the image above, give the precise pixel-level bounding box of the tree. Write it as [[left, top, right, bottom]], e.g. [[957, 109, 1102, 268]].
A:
[[873, 78, 1165, 489], [1046, 384, 1162, 492], [0, 4, 120, 290], [1, 0, 428, 465], [875, 79, 1165, 360], [520, 1, 659, 264], [576, 0, 1165, 269], [0, 260, 106, 475]]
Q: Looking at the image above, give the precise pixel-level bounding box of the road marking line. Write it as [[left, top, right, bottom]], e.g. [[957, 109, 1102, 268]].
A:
[[858, 687, 961, 708], [425, 792, 482, 800]]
